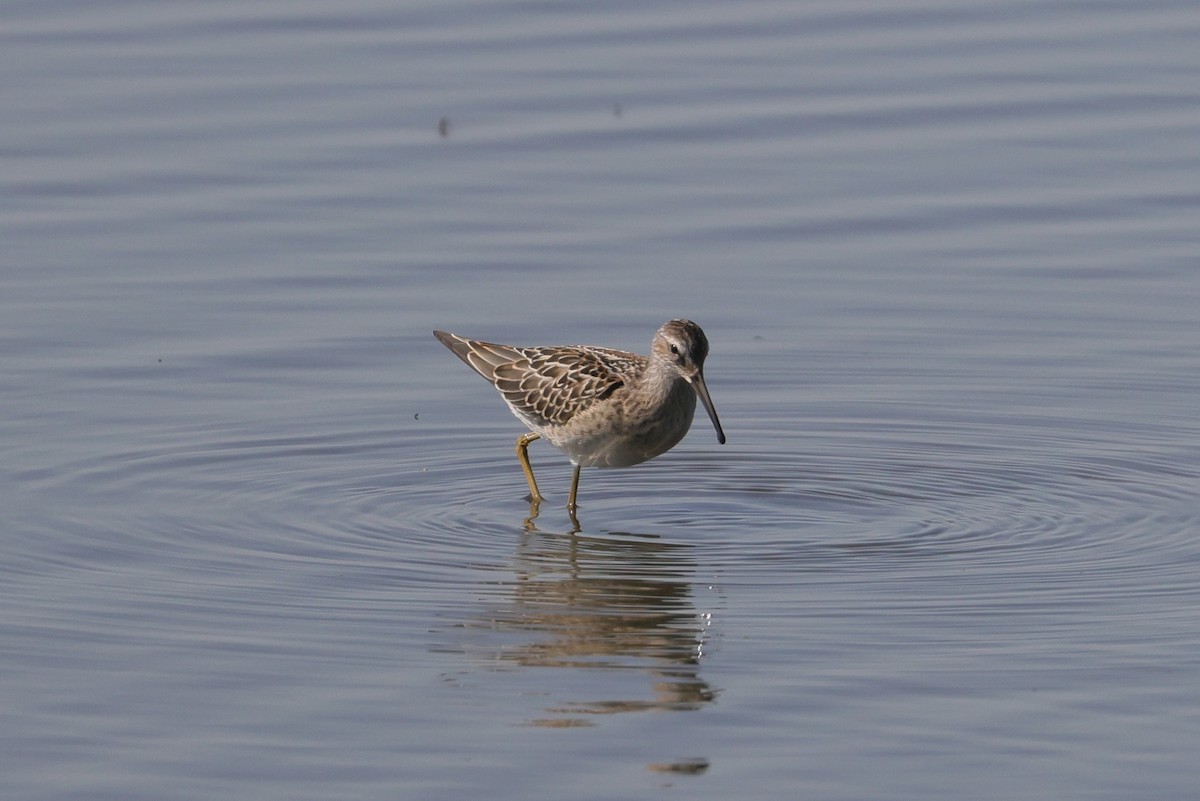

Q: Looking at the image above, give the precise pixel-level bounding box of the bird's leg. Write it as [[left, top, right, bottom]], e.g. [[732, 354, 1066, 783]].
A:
[[515, 432, 545, 504], [523, 498, 542, 532], [567, 464, 582, 512]]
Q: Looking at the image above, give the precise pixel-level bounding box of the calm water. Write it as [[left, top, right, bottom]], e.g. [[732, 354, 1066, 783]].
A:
[[4, 1, 1199, 799]]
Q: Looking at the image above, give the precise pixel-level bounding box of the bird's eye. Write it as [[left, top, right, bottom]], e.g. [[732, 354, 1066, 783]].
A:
[[669, 344, 680, 355]]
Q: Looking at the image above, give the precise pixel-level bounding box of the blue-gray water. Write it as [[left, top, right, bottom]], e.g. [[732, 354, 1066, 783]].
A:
[[4, 1, 1199, 799]]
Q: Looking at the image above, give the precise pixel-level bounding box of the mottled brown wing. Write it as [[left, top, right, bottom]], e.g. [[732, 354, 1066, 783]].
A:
[[433, 331, 523, 380], [493, 345, 644, 428]]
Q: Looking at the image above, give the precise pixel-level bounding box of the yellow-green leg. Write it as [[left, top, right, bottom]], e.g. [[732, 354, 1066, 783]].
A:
[[567, 464, 582, 512], [515, 432, 545, 504]]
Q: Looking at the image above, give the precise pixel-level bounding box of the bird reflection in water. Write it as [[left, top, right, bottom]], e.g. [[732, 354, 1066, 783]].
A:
[[444, 522, 719, 728]]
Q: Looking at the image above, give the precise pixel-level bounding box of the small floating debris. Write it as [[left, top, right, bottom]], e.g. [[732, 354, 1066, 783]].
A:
[[646, 758, 709, 775]]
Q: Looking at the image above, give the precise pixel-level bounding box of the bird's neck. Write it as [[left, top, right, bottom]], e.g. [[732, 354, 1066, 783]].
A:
[[635, 359, 687, 406]]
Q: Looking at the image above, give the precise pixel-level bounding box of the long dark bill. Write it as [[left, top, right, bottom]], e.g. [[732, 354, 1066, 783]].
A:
[[691, 372, 726, 445]]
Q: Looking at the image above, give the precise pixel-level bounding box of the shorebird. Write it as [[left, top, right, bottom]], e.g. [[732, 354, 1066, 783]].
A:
[[433, 319, 725, 511]]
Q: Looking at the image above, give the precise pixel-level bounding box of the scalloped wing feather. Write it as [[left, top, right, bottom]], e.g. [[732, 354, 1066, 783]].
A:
[[435, 331, 649, 429], [493, 345, 644, 428]]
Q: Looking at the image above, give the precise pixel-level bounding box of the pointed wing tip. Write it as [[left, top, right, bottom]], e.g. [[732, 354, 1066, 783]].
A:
[[433, 330, 464, 353]]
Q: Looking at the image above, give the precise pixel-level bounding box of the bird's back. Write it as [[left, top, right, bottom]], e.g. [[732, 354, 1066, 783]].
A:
[[433, 331, 647, 430]]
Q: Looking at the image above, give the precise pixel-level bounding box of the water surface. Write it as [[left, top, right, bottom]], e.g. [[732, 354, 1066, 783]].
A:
[[3, 1, 1199, 799]]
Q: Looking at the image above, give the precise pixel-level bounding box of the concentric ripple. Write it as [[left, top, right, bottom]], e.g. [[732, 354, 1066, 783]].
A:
[[13, 403, 1197, 597]]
